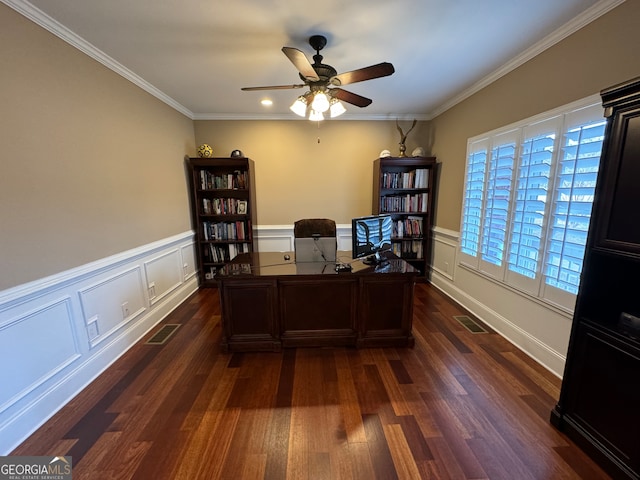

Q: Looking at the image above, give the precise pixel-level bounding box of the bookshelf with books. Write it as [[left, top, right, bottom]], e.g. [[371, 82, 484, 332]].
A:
[[373, 156, 437, 277], [187, 157, 257, 287]]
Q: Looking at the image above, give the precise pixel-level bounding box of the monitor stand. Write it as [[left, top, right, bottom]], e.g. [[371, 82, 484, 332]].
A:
[[362, 251, 387, 266]]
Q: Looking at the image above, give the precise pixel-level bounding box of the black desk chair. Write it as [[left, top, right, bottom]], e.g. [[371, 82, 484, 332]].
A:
[[294, 218, 336, 239]]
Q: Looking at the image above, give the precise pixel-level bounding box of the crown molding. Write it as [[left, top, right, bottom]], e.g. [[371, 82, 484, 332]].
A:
[[4, 0, 623, 122], [191, 112, 432, 121], [429, 0, 627, 118], [3, 0, 423, 122], [2, 0, 195, 119]]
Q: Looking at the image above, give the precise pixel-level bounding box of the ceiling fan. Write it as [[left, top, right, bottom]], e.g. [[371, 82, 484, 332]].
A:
[[241, 35, 395, 119]]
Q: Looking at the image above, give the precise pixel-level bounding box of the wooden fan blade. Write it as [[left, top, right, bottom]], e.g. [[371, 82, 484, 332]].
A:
[[330, 62, 395, 86], [282, 47, 320, 81], [331, 88, 372, 108], [241, 84, 305, 91]]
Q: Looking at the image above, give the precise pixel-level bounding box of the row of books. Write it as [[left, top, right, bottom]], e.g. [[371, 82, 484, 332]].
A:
[[199, 169, 248, 190], [203, 242, 251, 264], [202, 198, 247, 215], [202, 220, 251, 241], [381, 168, 429, 189], [392, 216, 423, 238], [380, 193, 428, 213], [391, 240, 423, 259]]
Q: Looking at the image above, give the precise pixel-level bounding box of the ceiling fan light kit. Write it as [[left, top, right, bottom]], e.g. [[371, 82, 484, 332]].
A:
[[290, 95, 308, 117], [243, 35, 394, 121]]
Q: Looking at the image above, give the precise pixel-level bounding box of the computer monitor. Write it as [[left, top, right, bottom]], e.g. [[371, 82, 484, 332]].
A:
[[351, 214, 393, 261]]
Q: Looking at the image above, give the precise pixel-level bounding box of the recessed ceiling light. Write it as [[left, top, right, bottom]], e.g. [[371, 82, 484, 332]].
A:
[[261, 99, 273, 106]]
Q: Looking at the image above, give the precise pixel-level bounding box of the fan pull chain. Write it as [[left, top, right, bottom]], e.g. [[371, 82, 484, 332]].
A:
[[317, 120, 321, 143]]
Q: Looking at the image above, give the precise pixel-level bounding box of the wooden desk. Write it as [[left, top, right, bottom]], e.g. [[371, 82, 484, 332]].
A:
[[216, 251, 418, 352]]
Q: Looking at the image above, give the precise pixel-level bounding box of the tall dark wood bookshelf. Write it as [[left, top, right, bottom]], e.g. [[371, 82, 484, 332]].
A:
[[187, 157, 257, 287], [373, 156, 437, 278]]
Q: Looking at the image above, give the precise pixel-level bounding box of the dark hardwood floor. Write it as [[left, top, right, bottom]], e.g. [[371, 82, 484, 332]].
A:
[[12, 283, 610, 479]]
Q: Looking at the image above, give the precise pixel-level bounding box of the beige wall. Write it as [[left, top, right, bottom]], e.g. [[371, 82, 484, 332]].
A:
[[430, 0, 640, 231], [0, 4, 196, 290], [3, 0, 638, 291], [194, 120, 433, 225]]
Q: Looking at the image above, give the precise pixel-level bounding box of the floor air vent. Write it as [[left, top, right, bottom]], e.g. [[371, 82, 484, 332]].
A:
[[146, 324, 181, 345], [453, 315, 487, 334]]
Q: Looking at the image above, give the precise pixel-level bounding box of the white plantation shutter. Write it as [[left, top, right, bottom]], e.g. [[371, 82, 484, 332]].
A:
[[479, 130, 518, 279], [506, 116, 562, 295], [459, 139, 489, 268], [459, 97, 604, 311], [542, 104, 606, 308]]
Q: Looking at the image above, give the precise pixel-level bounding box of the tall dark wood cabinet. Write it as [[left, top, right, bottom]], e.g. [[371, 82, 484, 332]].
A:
[[186, 157, 257, 287], [373, 156, 438, 277], [551, 77, 640, 479]]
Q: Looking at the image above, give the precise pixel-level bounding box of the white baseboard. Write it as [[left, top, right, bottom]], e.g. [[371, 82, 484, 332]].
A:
[[429, 228, 568, 378], [0, 232, 198, 454]]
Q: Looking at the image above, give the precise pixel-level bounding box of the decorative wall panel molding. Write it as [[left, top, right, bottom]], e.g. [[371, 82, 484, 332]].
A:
[[180, 243, 196, 282], [144, 248, 183, 306], [79, 267, 147, 349], [431, 227, 458, 281], [0, 232, 197, 455], [0, 297, 79, 414]]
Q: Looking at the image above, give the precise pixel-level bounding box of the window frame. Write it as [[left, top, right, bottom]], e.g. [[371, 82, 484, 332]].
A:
[[458, 94, 605, 311]]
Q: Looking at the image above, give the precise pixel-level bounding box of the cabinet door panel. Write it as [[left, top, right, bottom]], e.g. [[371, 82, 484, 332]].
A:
[[595, 109, 640, 252], [566, 325, 640, 471]]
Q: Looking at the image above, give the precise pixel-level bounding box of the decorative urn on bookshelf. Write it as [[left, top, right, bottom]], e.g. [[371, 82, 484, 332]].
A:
[[197, 144, 213, 158]]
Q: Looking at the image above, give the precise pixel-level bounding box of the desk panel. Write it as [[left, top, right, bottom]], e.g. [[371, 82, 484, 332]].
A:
[[280, 277, 358, 347], [358, 277, 415, 348], [217, 251, 418, 351], [220, 279, 279, 352]]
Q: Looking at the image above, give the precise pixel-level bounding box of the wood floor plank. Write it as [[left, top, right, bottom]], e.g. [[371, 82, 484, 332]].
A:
[[10, 284, 612, 479], [240, 453, 267, 480], [362, 413, 399, 480], [333, 349, 367, 444], [370, 348, 413, 417], [383, 423, 423, 480], [420, 393, 487, 479], [345, 442, 376, 480], [263, 406, 292, 479]]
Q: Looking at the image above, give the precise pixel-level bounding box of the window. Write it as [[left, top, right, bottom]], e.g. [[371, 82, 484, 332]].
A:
[[459, 97, 605, 310]]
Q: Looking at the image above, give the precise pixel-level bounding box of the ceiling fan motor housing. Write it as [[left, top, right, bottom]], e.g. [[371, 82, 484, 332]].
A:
[[241, 33, 393, 109], [301, 63, 337, 87], [302, 35, 337, 88]]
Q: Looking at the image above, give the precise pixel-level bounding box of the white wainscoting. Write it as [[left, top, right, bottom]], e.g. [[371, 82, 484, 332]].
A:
[[255, 224, 353, 254], [428, 227, 572, 378], [0, 232, 198, 454]]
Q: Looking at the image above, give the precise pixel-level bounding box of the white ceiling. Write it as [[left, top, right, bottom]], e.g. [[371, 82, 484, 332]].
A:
[[5, 0, 622, 120]]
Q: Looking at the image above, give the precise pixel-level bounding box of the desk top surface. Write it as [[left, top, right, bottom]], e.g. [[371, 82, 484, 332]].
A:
[[218, 250, 418, 278]]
